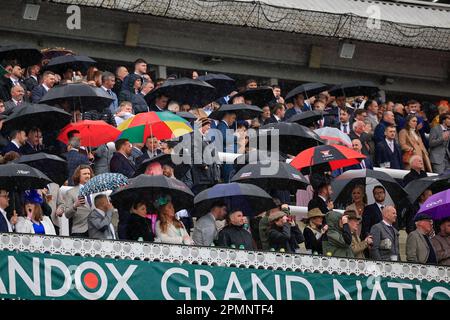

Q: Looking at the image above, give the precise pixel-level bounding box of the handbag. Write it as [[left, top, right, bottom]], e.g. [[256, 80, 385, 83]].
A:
[[402, 149, 414, 164]]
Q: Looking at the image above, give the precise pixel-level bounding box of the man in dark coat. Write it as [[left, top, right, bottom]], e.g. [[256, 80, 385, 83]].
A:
[[2, 129, 26, 155], [361, 186, 387, 239], [217, 210, 254, 250], [264, 103, 285, 125], [308, 182, 333, 215], [109, 138, 135, 178], [375, 125, 403, 169], [402, 155, 427, 187], [31, 71, 56, 103], [267, 211, 304, 253], [63, 136, 90, 186]]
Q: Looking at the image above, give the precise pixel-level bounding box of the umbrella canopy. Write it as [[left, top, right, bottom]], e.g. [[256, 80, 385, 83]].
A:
[[175, 112, 197, 124], [291, 145, 365, 175], [3, 103, 71, 132], [331, 169, 408, 209], [209, 103, 262, 120], [197, 73, 236, 98], [16, 153, 67, 186], [328, 81, 379, 98], [287, 110, 325, 127], [79, 173, 128, 197], [41, 48, 75, 61], [117, 111, 192, 143], [144, 78, 217, 107], [44, 55, 96, 74], [236, 86, 275, 107], [314, 127, 352, 147], [194, 183, 277, 217], [417, 189, 450, 221], [58, 120, 121, 147], [258, 122, 324, 156], [231, 161, 309, 192], [110, 174, 194, 211], [405, 173, 450, 204], [134, 153, 191, 179], [0, 45, 42, 68], [285, 83, 329, 102], [39, 83, 114, 112], [0, 163, 52, 191]]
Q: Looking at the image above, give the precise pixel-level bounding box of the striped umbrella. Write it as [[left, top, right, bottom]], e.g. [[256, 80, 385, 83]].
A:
[[117, 111, 192, 143]]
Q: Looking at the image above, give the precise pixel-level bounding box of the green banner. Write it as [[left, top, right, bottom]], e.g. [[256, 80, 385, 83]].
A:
[[0, 250, 448, 300]]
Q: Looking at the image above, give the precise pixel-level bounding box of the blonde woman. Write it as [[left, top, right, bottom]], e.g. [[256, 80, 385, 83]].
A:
[[155, 196, 193, 245]]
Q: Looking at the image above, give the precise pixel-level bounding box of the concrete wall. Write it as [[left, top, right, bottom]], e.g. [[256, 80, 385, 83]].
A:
[[1, 0, 449, 97]]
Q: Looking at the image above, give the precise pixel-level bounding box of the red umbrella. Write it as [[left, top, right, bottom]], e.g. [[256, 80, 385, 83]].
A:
[[58, 120, 121, 147], [290, 145, 366, 174]]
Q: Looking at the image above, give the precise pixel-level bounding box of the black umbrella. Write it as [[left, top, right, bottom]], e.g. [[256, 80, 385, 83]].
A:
[[44, 55, 96, 74], [404, 173, 450, 204], [0, 45, 42, 68], [258, 122, 324, 156], [331, 169, 409, 209], [233, 151, 287, 172], [175, 112, 197, 124], [39, 83, 114, 112], [0, 163, 52, 191], [231, 161, 309, 192], [287, 110, 325, 126], [285, 83, 329, 103], [3, 103, 71, 132], [134, 153, 191, 179], [16, 153, 68, 186], [328, 81, 379, 98], [236, 86, 275, 107], [197, 73, 236, 98], [193, 183, 277, 217], [209, 103, 262, 120], [110, 174, 194, 211], [145, 78, 217, 108]]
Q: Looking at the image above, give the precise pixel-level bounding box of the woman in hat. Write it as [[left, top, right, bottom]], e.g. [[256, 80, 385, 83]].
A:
[[302, 208, 328, 255], [346, 210, 373, 259], [154, 196, 194, 245], [345, 185, 367, 237], [15, 190, 56, 235], [267, 211, 304, 253]]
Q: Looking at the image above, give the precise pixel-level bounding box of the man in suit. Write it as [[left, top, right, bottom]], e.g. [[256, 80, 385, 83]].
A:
[[19, 127, 43, 155], [370, 206, 400, 261], [136, 136, 162, 167], [308, 183, 333, 215], [101, 71, 119, 114], [217, 111, 237, 182], [365, 99, 379, 132], [333, 108, 352, 134], [112, 66, 129, 96], [3, 84, 26, 115], [343, 139, 373, 171], [0, 189, 17, 233], [31, 71, 56, 103], [373, 111, 395, 144], [313, 99, 336, 127], [361, 185, 387, 239], [264, 103, 285, 125], [0, 61, 27, 102], [285, 93, 309, 120], [88, 194, 116, 240], [2, 129, 26, 155], [192, 202, 227, 246], [63, 136, 90, 186], [349, 120, 371, 157], [375, 125, 403, 169], [23, 64, 40, 92], [121, 58, 148, 91], [429, 112, 450, 174], [149, 92, 169, 112], [406, 214, 437, 264], [402, 155, 427, 186], [109, 138, 135, 178]]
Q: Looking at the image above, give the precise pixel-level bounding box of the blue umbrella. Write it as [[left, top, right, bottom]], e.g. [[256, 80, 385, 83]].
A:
[[193, 183, 277, 217], [79, 173, 128, 197]]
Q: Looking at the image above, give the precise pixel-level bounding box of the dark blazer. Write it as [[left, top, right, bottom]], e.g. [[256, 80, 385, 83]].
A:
[[19, 142, 42, 155], [135, 149, 162, 167], [0, 211, 10, 232], [0, 78, 27, 102], [31, 84, 48, 103], [2, 141, 21, 155], [148, 104, 164, 113], [126, 213, 155, 242], [343, 158, 373, 171], [333, 122, 352, 134], [24, 76, 39, 92], [403, 169, 427, 187], [375, 139, 403, 170], [349, 131, 371, 156], [308, 196, 328, 215], [3, 100, 20, 116], [63, 149, 90, 186], [110, 152, 136, 178], [264, 115, 283, 125], [361, 203, 383, 239]]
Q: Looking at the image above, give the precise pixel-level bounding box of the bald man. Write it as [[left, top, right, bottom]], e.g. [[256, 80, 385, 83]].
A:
[[369, 206, 400, 261]]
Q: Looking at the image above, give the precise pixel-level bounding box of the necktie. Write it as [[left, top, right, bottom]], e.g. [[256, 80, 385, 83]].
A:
[[16, 100, 22, 107], [343, 123, 348, 134], [107, 89, 113, 96], [360, 160, 366, 169]]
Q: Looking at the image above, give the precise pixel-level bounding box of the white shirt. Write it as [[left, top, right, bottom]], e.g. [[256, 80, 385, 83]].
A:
[[340, 122, 350, 134], [382, 220, 393, 228], [42, 84, 50, 92], [385, 138, 394, 152], [376, 202, 386, 212], [274, 114, 281, 122], [0, 208, 13, 232], [11, 140, 21, 149], [12, 98, 22, 106], [319, 195, 328, 204]]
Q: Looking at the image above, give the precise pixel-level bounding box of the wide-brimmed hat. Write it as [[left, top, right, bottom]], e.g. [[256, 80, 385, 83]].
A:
[[344, 210, 362, 221], [269, 211, 286, 223], [302, 208, 326, 222]]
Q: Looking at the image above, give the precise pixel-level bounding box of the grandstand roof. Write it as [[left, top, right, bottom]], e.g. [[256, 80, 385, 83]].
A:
[[50, 0, 450, 51]]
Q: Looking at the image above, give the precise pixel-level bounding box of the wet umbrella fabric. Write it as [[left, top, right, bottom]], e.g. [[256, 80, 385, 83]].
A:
[[44, 55, 96, 74], [404, 173, 450, 204], [0, 163, 52, 190], [285, 83, 328, 102], [79, 173, 129, 197], [0, 45, 42, 68], [16, 153, 67, 186], [197, 73, 236, 98], [209, 104, 262, 121]]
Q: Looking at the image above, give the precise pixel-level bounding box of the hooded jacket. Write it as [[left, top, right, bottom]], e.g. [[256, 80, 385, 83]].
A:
[[322, 211, 354, 258], [119, 73, 149, 114]]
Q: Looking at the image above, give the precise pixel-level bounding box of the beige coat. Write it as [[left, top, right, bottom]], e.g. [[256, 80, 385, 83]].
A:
[[406, 229, 433, 264], [351, 233, 368, 259], [398, 128, 432, 172], [431, 233, 450, 266]]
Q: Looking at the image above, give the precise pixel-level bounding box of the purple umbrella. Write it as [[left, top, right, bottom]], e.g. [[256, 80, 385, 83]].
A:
[[417, 189, 450, 220]]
